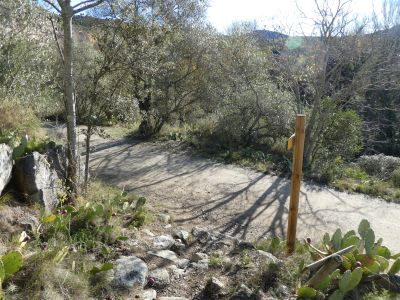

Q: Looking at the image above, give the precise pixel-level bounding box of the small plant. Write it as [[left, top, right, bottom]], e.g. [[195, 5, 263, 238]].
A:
[[209, 255, 223, 269], [0, 232, 29, 298], [255, 236, 283, 255], [297, 219, 400, 299], [240, 250, 254, 268]]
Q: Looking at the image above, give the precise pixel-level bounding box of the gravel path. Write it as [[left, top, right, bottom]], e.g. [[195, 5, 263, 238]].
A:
[[89, 137, 400, 252]]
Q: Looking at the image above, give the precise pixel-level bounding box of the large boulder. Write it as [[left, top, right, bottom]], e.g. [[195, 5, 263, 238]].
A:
[[113, 255, 148, 289], [0, 144, 13, 194], [13, 151, 64, 211]]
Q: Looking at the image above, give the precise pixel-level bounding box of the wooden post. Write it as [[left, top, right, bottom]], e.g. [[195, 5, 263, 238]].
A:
[[287, 114, 305, 254]]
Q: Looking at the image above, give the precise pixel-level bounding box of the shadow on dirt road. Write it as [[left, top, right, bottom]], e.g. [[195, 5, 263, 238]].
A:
[[89, 137, 400, 252]]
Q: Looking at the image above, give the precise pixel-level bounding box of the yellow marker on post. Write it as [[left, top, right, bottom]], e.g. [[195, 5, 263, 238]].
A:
[[287, 133, 295, 151], [287, 114, 306, 255]]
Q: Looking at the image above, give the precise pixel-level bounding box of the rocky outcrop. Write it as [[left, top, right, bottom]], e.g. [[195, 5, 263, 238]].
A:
[[0, 144, 13, 194], [13, 151, 63, 211]]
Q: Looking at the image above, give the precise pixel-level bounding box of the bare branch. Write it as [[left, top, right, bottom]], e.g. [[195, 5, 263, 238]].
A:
[[73, 0, 105, 14], [47, 15, 64, 64], [42, 0, 61, 14]]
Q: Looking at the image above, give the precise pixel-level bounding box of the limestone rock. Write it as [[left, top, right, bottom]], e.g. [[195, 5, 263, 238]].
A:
[[113, 255, 148, 289], [255, 250, 282, 265], [167, 265, 185, 279], [190, 259, 209, 270], [158, 213, 171, 224], [171, 239, 186, 255], [142, 289, 157, 300], [13, 151, 63, 211], [204, 277, 225, 297], [158, 297, 189, 300], [192, 227, 212, 244], [142, 229, 155, 237], [175, 258, 190, 269], [230, 284, 253, 300], [153, 235, 175, 250], [173, 229, 190, 243], [148, 268, 170, 288], [0, 144, 13, 194], [191, 252, 208, 262], [147, 250, 178, 264]]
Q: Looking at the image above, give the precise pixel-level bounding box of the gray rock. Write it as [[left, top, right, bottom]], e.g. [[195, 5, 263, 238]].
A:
[[236, 240, 256, 251], [153, 235, 175, 250], [230, 283, 253, 300], [13, 151, 63, 211], [148, 268, 170, 288], [158, 297, 189, 300], [175, 258, 190, 269], [256, 250, 282, 265], [274, 283, 290, 297], [167, 265, 185, 278], [191, 252, 208, 262], [173, 229, 190, 243], [158, 213, 171, 224], [147, 250, 178, 264], [0, 144, 12, 194], [204, 277, 225, 297], [142, 229, 155, 237], [142, 289, 157, 300], [113, 255, 148, 289], [171, 239, 186, 255], [192, 227, 212, 244], [18, 214, 40, 231], [190, 259, 209, 270]]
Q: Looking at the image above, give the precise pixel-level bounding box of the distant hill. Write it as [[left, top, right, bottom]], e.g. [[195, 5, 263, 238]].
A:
[[252, 29, 288, 41]]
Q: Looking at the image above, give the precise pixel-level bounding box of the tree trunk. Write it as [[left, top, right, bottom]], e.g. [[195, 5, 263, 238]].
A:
[[84, 124, 92, 194], [303, 98, 320, 169], [62, 4, 78, 197]]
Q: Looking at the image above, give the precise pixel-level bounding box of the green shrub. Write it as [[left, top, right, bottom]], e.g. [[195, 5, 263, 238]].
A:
[[391, 167, 400, 188], [342, 166, 369, 181], [0, 100, 41, 146], [208, 255, 223, 269], [357, 154, 400, 180]]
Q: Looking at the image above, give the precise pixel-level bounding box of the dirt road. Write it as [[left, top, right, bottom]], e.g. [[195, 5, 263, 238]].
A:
[[89, 137, 400, 252]]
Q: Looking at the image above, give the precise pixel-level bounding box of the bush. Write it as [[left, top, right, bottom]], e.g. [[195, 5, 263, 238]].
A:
[[391, 167, 400, 188], [310, 104, 363, 183], [0, 100, 40, 145], [357, 154, 400, 179]]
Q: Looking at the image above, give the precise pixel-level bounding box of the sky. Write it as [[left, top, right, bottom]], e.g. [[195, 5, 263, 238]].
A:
[[207, 0, 384, 34]]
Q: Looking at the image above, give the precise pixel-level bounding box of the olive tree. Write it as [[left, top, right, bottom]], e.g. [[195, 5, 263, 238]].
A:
[[112, 0, 209, 136]]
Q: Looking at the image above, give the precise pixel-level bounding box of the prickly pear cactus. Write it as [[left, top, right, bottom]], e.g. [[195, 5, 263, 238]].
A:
[[1, 250, 23, 280], [298, 219, 400, 299]]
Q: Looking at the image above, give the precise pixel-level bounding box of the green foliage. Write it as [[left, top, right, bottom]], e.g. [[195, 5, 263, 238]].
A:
[[0, 101, 41, 146], [208, 255, 224, 269], [89, 262, 113, 275], [41, 181, 148, 252], [391, 168, 400, 188], [311, 101, 363, 183], [298, 286, 317, 298], [357, 155, 400, 180], [255, 236, 284, 255], [298, 219, 400, 299], [1, 251, 23, 280]]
